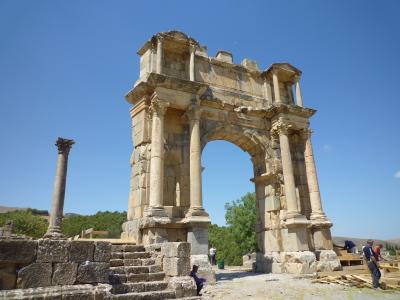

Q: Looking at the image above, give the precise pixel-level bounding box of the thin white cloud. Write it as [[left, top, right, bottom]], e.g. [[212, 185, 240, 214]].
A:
[[394, 171, 400, 179], [323, 144, 332, 152]]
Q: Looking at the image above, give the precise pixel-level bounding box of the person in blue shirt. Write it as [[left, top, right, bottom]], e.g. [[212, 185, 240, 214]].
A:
[[363, 240, 381, 289], [190, 265, 206, 296], [344, 240, 357, 254]]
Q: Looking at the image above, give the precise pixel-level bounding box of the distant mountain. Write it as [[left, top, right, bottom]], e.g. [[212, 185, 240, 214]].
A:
[[0, 205, 28, 213], [333, 236, 400, 249]]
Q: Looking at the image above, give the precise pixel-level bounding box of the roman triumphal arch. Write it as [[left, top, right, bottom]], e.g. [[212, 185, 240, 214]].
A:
[[122, 31, 341, 274]]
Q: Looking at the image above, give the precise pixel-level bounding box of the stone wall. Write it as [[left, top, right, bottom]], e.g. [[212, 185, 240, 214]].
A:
[[0, 239, 111, 290]]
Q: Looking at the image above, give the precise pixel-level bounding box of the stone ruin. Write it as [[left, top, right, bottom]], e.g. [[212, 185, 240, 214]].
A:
[[0, 30, 341, 298], [121, 30, 341, 274]]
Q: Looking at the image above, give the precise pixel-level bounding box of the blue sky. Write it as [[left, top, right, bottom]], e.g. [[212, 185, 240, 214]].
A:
[[0, 1, 399, 240]]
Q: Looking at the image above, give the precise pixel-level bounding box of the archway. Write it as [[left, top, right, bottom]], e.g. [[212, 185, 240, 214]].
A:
[[122, 30, 339, 274]]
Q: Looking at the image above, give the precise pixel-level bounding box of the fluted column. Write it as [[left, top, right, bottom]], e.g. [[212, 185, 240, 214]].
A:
[[275, 124, 300, 219], [303, 129, 327, 221], [44, 137, 74, 239], [186, 102, 208, 217], [272, 70, 282, 103], [263, 80, 273, 105], [145, 96, 169, 217], [189, 44, 196, 81], [294, 75, 303, 107], [156, 37, 163, 74]]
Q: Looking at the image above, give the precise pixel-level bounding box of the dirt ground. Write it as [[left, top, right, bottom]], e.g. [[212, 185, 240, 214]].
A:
[[201, 268, 400, 300]]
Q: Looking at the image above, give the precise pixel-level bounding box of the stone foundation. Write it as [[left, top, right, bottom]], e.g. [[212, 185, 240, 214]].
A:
[[0, 239, 111, 290], [256, 250, 341, 274]]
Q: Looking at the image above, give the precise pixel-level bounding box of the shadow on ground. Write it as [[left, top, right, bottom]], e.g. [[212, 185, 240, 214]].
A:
[[216, 271, 266, 281]]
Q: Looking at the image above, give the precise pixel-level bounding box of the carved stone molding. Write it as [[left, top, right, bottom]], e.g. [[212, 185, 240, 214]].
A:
[[149, 95, 169, 116]]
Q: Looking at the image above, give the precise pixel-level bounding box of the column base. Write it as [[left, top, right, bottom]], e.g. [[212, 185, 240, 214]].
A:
[[185, 207, 209, 218], [43, 228, 66, 240], [310, 212, 330, 223], [285, 214, 310, 227], [144, 206, 167, 218]]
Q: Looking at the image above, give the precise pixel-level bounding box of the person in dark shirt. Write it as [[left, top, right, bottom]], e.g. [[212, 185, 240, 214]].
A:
[[344, 240, 357, 254], [363, 240, 381, 289], [190, 265, 206, 296]]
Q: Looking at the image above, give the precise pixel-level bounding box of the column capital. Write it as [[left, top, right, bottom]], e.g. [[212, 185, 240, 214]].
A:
[[300, 128, 313, 140], [271, 67, 279, 76], [55, 137, 74, 154], [186, 100, 202, 121], [271, 122, 292, 137], [293, 74, 301, 83], [189, 43, 197, 54], [150, 95, 169, 116]]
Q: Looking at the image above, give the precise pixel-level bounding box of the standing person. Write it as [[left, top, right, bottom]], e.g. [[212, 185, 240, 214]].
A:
[[363, 240, 381, 289], [190, 265, 206, 296], [209, 246, 217, 265], [374, 244, 383, 261], [344, 240, 357, 254]]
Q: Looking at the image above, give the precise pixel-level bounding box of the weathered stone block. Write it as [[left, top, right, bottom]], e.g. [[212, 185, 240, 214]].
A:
[[161, 242, 190, 258], [163, 257, 190, 276], [94, 241, 111, 262], [168, 276, 196, 298], [187, 228, 208, 255], [0, 240, 37, 264], [37, 239, 70, 263], [17, 263, 52, 288], [93, 242, 111, 262], [52, 262, 78, 285], [0, 263, 17, 289], [76, 262, 110, 283], [70, 241, 94, 262]]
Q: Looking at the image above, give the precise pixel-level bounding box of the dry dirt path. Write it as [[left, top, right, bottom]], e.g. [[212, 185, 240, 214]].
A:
[[201, 269, 400, 300]]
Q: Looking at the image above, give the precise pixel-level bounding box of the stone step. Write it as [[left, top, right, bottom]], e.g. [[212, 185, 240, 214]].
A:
[[128, 272, 165, 283], [111, 251, 151, 260], [110, 258, 155, 267], [124, 252, 151, 259], [110, 265, 162, 275], [111, 290, 175, 300], [111, 281, 169, 294], [111, 244, 145, 253]]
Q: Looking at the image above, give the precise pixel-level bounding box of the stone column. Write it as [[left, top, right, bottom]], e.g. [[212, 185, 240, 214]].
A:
[[44, 137, 74, 238], [263, 81, 273, 105], [156, 37, 163, 74], [302, 129, 327, 221], [286, 83, 294, 104], [186, 103, 208, 217], [189, 44, 196, 81], [272, 70, 282, 103], [294, 75, 303, 107], [275, 125, 300, 219], [145, 96, 169, 217]]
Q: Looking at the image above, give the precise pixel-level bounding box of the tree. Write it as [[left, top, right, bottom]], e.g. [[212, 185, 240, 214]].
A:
[[208, 192, 258, 266], [62, 211, 127, 238], [0, 210, 48, 238]]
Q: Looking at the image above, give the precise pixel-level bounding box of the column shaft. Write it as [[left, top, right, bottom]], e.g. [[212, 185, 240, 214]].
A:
[[149, 108, 165, 209], [189, 45, 195, 81], [304, 132, 327, 220], [156, 38, 163, 74], [272, 71, 281, 103], [190, 118, 202, 208], [278, 130, 299, 218], [295, 78, 303, 107]]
